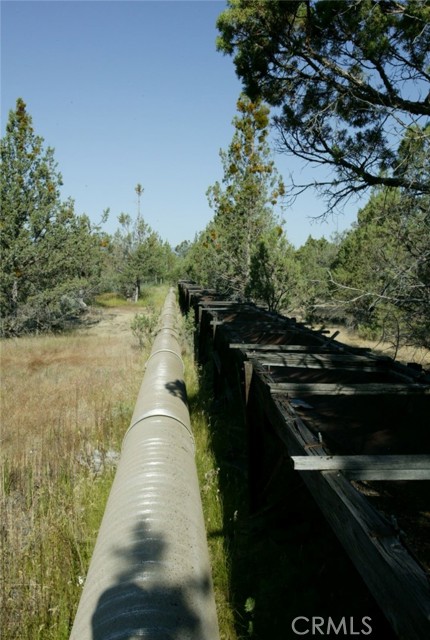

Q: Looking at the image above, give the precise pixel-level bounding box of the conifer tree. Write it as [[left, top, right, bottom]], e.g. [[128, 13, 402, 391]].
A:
[[204, 95, 286, 298], [108, 186, 173, 300], [1, 99, 102, 335], [217, 0, 430, 208], [330, 186, 430, 348]]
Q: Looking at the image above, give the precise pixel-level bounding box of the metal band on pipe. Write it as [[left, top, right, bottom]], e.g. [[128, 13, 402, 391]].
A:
[[155, 326, 181, 337], [125, 408, 194, 441], [145, 348, 184, 370]]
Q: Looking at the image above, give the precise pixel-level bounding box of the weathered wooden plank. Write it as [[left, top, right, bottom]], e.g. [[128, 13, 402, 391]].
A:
[[291, 455, 430, 480], [231, 343, 335, 351], [252, 352, 386, 372], [346, 469, 430, 480], [270, 382, 430, 395], [230, 342, 373, 354], [199, 301, 237, 306], [251, 375, 430, 639], [256, 353, 379, 364], [263, 362, 384, 373]]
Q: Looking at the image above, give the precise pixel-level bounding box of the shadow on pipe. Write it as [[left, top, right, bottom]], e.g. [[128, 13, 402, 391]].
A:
[[91, 521, 212, 640], [165, 379, 188, 404]]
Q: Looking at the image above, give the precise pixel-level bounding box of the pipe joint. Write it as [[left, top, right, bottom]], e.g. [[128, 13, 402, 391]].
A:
[[125, 408, 194, 442], [145, 348, 184, 371]]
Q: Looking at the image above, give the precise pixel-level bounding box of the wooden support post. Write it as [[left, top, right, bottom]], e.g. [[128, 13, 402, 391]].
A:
[[326, 329, 340, 344], [243, 361, 253, 406]]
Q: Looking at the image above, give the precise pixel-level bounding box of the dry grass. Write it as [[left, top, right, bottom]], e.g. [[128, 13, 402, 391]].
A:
[[0, 285, 240, 640], [0, 299, 161, 639], [0, 286, 237, 640], [321, 324, 430, 368]]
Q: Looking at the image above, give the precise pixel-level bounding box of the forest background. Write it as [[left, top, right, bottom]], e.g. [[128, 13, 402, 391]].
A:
[[1, 0, 429, 349]]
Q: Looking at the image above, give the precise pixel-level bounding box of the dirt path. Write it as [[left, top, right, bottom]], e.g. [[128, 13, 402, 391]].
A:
[[82, 306, 139, 338]]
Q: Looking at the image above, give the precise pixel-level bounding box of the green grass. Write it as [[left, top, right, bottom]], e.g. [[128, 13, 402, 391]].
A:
[[183, 350, 237, 639], [94, 292, 128, 307], [175, 306, 236, 639], [95, 284, 170, 309]]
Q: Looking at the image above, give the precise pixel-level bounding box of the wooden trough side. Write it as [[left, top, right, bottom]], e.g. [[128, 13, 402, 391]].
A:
[[249, 372, 430, 640]]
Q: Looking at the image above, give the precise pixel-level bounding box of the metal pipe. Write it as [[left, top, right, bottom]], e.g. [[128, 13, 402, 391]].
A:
[[70, 289, 219, 640]]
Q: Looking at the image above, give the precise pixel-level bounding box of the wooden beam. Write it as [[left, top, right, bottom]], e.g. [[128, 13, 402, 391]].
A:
[[229, 343, 372, 354], [325, 329, 341, 344], [253, 353, 385, 372], [199, 301, 236, 306], [256, 353, 378, 364], [291, 455, 430, 480], [231, 343, 331, 351], [270, 382, 430, 395]]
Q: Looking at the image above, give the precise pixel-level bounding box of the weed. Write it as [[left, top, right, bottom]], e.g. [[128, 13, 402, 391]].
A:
[[93, 292, 127, 307], [181, 319, 237, 640], [130, 309, 157, 350]]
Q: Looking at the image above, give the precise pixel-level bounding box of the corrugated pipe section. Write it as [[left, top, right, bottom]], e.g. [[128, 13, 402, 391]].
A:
[[70, 289, 220, 640]]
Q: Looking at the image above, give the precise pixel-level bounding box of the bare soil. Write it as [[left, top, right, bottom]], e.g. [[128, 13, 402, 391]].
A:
[[82, 306, 139, 337]]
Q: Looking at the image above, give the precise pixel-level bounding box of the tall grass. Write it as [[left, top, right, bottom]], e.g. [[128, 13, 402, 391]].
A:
[[182, 344, 237, 640], [1, 288, 237, 639], [94, 284, 169, 309], [0, 295, 163, 639]]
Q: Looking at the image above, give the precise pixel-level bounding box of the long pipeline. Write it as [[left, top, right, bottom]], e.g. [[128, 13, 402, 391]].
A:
[[70, 289, 219, 640]]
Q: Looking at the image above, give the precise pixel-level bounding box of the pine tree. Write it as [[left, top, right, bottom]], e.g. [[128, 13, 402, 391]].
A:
[[1, 99, 102, 335], [330, 187, 430, 348], [204, 95, 285, 298], [217, 0, 430, 208], [108, 186, 173, 300]]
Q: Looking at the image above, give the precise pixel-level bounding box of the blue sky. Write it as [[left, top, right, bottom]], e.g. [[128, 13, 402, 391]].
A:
[[1, 0, 359, 248]]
